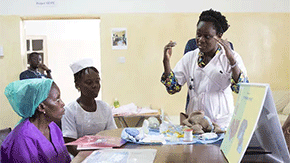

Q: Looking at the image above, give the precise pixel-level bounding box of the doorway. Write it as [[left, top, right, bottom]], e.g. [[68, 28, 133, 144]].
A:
[[24, 19, 101, 104]]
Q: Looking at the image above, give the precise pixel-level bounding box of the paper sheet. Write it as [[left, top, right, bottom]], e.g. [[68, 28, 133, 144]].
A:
[[82, 149, 157, 163], [112, 103, 158, 115]]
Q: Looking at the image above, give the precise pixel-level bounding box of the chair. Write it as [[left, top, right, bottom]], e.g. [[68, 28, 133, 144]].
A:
[[282, 115, 290, 153], [0, 127, 12, 162], [0, 127, 11, 146]]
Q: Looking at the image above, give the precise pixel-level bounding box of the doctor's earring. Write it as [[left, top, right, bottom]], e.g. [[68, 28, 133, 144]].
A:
[[77, 87, 80, 91]]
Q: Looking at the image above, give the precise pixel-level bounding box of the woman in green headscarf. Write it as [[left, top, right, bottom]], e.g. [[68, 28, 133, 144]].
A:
[[1, 78, 71, 163]]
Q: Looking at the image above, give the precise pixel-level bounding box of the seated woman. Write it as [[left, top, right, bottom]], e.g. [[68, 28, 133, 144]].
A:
[[62, 58, 117, 156], [1, 78, 71, 163]]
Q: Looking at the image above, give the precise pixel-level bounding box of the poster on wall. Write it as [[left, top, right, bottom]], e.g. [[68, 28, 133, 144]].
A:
[[112, 28, 127, 50]]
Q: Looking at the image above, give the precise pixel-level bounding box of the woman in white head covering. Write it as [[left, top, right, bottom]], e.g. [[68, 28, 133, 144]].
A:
[[1, 78, 71, 163], [62, 58, 117, 156]]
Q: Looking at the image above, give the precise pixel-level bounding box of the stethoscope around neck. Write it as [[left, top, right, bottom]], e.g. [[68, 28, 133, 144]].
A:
[[189, 76, 194, 90]]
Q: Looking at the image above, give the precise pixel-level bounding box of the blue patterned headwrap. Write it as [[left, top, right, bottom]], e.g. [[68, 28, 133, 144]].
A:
[[4, 78, 53, 124]]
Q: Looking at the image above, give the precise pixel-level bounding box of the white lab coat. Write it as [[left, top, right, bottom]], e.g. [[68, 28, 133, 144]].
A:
[[173, 46, 247, 128]]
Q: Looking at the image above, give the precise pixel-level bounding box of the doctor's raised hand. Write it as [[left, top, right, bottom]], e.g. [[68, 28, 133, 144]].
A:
[[163, 41, 176, 76], [160, 9, 249, 129], [214, 36, 241, 82]]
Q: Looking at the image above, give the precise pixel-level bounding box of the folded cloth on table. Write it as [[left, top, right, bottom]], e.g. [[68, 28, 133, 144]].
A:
[[121, 128, 165, 144], [165, 133, 225, 145], [112, 103, 159, 115], [121, 128, 144, 143], [122, 127, 224, 145], [113, 103, 138, 115]]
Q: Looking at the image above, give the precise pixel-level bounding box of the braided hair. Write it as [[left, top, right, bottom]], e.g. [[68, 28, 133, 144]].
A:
[[197, 9, 229, 35]]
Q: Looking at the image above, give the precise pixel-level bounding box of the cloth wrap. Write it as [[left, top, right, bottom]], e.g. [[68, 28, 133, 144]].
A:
[[4, 78, 53, 124]]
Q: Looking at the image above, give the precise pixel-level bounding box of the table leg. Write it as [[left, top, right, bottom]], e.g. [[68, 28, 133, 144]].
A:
[[116, 117, 125, 128], [119, 116, 129, 127], [135, 117, 145, 127]]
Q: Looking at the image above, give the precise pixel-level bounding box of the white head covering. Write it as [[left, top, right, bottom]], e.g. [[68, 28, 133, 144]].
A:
[[70, 58, 95, 74]]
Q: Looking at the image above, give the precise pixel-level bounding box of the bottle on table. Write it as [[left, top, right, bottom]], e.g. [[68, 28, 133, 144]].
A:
[[113, 98, 120, 108]]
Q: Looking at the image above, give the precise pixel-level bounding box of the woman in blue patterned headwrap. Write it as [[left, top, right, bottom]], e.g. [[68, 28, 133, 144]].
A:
[[1, 78, 71, 163]]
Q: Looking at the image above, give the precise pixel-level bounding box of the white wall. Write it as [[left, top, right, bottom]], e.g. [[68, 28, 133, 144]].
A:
[[24, 19, 101, 104], [0, 0, 289, 16]]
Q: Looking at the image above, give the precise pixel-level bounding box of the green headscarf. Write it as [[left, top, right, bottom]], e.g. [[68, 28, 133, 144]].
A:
[[4, 78, 53, 124]]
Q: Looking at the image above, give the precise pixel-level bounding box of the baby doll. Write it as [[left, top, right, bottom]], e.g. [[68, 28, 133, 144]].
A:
[[180, 111, 225, 134]]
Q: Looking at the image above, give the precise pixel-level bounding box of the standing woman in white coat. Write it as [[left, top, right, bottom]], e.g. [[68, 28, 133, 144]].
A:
[[161, 9, 249, 129]]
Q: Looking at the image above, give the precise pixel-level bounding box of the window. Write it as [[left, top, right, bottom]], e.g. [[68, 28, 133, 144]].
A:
[[26, 35, 47, 73]]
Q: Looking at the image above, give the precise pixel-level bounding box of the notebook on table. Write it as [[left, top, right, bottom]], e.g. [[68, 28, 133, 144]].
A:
[[65, 135, 126, 150]]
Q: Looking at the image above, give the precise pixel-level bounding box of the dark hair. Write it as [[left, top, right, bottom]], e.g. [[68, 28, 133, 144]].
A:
[[197, 9, 229, 34], [28, 52, 39, 61], [73, 67, 99, 85]]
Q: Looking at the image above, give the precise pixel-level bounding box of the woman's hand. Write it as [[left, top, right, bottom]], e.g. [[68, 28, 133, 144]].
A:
[[163, 41, 176, 76], [213, 36, 236, 65], [163, 41, 177, 62], [214, 36, 240, 82]]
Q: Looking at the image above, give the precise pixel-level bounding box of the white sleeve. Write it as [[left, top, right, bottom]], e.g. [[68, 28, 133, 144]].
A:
[[172, 55, 189, 86], [62, 104, 78, 139], [234, 52, 248, 77], [103, 102, 117, 130]]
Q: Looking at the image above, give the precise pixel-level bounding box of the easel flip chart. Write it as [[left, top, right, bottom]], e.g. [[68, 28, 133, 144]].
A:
[[220, 83, 290, 163]]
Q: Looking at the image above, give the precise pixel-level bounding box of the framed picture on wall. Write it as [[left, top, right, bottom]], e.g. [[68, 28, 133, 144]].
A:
[[112, 28, 127, 50]]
